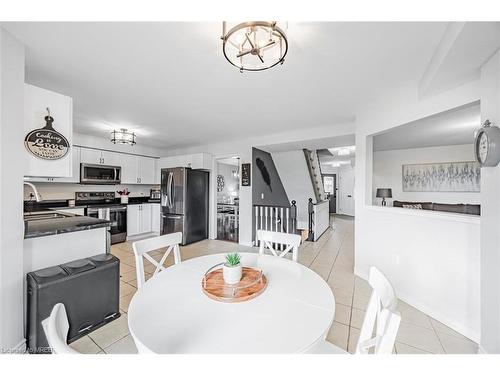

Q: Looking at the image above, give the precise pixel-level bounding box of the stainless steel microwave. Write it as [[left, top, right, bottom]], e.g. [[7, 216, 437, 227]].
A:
[[80, 163, 121, 185]]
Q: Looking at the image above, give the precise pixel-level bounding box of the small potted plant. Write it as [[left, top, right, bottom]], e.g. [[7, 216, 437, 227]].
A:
[[117, 188, 130, 204], [223, 253, 242, 284]]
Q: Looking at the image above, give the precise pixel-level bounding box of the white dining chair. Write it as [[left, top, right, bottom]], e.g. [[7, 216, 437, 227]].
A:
[[257, 229, 301, 262], [306, 266, 401, 354], [133, 232, 182, 289], [42, 303, 79, 354]]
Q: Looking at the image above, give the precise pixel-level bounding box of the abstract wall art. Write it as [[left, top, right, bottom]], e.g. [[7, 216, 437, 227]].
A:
[[402, 161, 481, 192]]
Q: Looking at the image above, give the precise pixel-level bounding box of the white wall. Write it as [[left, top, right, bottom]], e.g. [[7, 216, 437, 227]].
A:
[[0, 27, 25, 351], [361, 206, 480, 340], [272, 150, 315, 229], [479, 50, 500, 354], [373, 144, 480, 205], [355, 79, 482, 341]]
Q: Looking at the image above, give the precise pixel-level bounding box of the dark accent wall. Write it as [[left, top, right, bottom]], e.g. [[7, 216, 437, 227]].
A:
[[252, 147, 290, 207]]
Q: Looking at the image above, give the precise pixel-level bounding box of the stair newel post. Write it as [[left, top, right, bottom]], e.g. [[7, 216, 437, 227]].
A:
[[307, 198, 314, 241], [290, 200, 297, 234]]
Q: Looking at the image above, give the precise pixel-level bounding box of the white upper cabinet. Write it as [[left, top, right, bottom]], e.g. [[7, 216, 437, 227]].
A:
[[158, 153, 212, 170], [154, 159, 161, 185], [138, 156, 155, 184], [120, 153, 139, 184], [117, 153, 156, 184], [24, 84, 73, 178], [25, 146, 81, 183], [101, 150, 122, 167], [80, 148, 101, 165], [80, 148, 121, 166]]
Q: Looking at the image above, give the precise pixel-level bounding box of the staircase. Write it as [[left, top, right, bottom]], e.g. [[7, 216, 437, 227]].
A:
[[303, 149, 326, 203]]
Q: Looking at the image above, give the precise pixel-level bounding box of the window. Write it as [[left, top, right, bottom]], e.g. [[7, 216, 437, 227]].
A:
[[323, 176, 334, 194]]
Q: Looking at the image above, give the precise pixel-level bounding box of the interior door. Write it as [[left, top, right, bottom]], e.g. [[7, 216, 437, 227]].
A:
[[322, 174, 337, 213], [338, 166, 355, 216]]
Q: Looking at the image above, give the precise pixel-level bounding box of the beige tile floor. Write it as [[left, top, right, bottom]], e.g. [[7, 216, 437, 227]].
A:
[[70, 215, 478, 354]]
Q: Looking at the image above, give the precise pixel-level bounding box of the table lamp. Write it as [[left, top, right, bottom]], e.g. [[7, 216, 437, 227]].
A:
[[376, 188, 392, 206]]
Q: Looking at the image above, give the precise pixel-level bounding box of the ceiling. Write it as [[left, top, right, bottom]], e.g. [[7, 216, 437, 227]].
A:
[[217, 157, 239, 166], [373, 102, 480, 152], [4, 22, 450, 150], [318, 147, 355, 168], [260, 134, 355, 153]]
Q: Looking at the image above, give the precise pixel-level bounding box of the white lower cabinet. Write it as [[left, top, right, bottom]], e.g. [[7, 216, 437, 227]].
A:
[[127, 204, 154, 237], [152, 204, 161, 234], [141, 204, 152, 233]]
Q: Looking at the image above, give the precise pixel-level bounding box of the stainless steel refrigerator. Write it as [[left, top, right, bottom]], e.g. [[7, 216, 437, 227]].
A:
[[160, 167, 209, 245]]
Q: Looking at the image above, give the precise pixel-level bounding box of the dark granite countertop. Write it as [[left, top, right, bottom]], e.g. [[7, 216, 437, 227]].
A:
[[24, 212, 113, 239]]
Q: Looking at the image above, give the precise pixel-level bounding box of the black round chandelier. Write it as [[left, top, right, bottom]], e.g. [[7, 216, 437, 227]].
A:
[[221, 21, 288, 72]]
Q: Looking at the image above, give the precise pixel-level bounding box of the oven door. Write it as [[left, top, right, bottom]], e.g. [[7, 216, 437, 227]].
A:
[[80, 163, 121, 185], [109, 206, 127, 244]]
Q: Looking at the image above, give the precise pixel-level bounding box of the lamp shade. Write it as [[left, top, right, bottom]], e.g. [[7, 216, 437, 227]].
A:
[[376, 188, 392, 198]]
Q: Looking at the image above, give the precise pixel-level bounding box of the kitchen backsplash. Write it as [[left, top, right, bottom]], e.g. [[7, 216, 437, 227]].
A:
[[23, 182, 158, 201]]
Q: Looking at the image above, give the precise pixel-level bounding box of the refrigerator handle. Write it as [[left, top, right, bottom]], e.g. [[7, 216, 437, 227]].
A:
[[168, 172, 174, 208], [161, 171, 167, 207]]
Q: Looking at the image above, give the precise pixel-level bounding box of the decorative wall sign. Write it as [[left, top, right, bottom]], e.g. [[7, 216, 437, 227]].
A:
[[241, 163, 251, 186], [402, 161, 481, 192], [217, 175, 225, 192], [25, 108, 69, 160]]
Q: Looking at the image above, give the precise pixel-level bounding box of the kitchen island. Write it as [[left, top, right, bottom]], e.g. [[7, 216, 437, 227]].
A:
[[24, 211, 112, 274]]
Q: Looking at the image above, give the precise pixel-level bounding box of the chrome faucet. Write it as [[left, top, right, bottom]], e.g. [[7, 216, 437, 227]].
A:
[[24, 181, 42, 202]]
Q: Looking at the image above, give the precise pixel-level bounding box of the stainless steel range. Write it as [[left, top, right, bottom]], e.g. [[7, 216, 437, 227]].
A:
[[76, 192, 127, 244]]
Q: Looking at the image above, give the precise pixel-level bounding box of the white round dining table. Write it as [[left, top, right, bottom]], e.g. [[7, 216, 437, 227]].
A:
[[127, 252, 335, 353]]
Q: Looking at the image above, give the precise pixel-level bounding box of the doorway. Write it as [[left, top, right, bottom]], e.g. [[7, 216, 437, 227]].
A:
[[322, 174, 337, 213], [216, 157, 240, 242]]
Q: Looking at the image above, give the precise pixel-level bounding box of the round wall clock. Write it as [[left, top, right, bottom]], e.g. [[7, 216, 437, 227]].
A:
[[475, 119, 500, 167], [217, 175, 225, 192]]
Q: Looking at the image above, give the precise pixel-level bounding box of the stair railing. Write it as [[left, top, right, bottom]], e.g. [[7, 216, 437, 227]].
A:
[[254, 200, 297, 248]]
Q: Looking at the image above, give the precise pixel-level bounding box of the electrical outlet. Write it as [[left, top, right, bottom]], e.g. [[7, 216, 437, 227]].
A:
[[261, 193, 264, 199]]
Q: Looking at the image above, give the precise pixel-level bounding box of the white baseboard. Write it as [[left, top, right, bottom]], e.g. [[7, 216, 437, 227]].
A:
[[238, 241, 254, 248], [126, 232, 159, 242]]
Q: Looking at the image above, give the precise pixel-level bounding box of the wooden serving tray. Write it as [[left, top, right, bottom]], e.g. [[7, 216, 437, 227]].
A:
[[202, 267, 268, 303]]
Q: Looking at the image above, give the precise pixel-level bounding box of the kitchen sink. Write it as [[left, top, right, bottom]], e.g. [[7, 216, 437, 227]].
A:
[[24, 212, 72, 221]]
